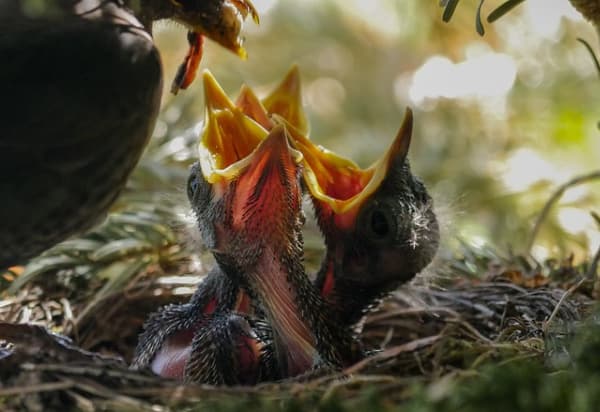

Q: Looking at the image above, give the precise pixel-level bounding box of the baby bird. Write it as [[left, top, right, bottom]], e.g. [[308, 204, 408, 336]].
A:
[[134, 68, 439, 382]]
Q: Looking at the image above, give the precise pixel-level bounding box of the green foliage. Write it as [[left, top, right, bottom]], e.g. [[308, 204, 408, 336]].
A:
[[399, 315, 600, 412], [3, 200, 187, 297], [440, 0, 526, 35]]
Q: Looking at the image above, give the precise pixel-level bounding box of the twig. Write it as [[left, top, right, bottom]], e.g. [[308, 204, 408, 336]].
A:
[[321, 375, 401, 402], [0, 381, 74, 396], [587, 242, 600, 279], [542, 276, 587, 334], [526, 170, 600, 254], [343, 335, 441, 375], [577, 38, 600, 77]]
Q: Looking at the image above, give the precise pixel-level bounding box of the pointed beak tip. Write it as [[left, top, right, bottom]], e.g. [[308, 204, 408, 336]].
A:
[[236, 47, 248, 60], [403, 106, 414, 129], [282, 65, 302, 93], [287, 64, 301, 80], [201, 70, 218, 98], [254, 126, 302, 167], [261, 125, 288, 150], [201, 69, 215, 83], [375, 105, 415, 180], [202, 71, 235, 111]]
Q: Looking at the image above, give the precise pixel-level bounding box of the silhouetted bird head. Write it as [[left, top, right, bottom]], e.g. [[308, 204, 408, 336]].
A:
[[131, 0, 259, 92]]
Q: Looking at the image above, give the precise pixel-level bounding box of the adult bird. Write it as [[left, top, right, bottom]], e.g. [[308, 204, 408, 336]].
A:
[[0, 0, 257, 270]]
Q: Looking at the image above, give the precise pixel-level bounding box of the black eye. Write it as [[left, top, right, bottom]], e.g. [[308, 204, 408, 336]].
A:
[[370, 209, 390, 237], [187, 170, 199, 201], [359, 201, 397, 243]]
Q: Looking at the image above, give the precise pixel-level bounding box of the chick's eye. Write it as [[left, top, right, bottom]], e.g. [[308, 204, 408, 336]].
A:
[[370, 209, 389, 237], [187, 172, 199, 201], [359, 202, 397, 243]]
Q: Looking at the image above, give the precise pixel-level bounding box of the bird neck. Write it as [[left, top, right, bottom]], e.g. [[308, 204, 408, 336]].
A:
[[247, 247, 320, 377], [315, 249, 388, 327], [219, 239, 361, 377]]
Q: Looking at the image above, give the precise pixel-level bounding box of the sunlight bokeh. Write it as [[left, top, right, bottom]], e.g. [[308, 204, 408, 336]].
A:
[[144, 0, 600, 262]]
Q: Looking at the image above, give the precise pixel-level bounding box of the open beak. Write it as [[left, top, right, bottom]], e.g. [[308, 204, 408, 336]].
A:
[[229, 66, 413, 222], [261, 65, 308, 135], [235, 65, 308, 134], [198, 69, 413, 229], [284, 108, 413, 225], [198, 70, 268, 184], [230, 125, 303, 234], [199, 68, 309, 185]]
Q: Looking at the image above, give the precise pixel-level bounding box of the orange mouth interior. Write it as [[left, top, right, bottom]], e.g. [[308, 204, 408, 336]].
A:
[[198, 71, 269, 184], [198, 68, 412, 218]]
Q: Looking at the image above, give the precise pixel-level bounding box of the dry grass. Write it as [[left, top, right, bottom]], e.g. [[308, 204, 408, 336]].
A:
[[0, 237, 594, 411]]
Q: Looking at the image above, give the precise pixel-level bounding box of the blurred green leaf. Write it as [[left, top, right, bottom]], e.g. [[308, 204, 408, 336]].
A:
[[109, 214, 176, 243], [7, 256, 81, 294], [90, 239, 154, 263], [47, 239, 104, 255], [553, 110, 585, 144], [75, 257, 152, 324]]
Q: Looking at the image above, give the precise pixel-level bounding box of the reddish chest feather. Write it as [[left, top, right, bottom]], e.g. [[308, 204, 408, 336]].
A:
[[150, 328, 195, 379]]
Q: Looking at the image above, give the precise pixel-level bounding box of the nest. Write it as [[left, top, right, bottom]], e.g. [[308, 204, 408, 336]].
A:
[[0, 197, 597, 410], [0, 245, 594, 411]]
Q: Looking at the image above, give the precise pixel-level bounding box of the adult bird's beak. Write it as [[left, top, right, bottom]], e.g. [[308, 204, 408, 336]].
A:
[[172, 0, 258, 58], [170, 0, 259, 93]]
